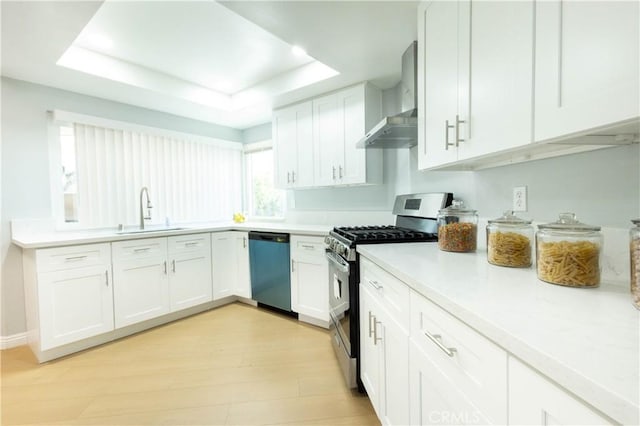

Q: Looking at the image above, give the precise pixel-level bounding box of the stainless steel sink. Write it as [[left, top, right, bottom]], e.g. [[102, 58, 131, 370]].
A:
[[115, 226, 186, 235]]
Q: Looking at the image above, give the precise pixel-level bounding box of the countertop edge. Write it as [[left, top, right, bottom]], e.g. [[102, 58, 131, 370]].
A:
[[12, 222, 331, 249]]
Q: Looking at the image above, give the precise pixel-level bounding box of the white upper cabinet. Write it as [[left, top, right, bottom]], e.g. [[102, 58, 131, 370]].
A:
[[274, 82, 382, 189], [273, 101, 314, 189], [313, 83, 383, 187], [418, 0, 534, 170], [534, 0, 640, 142]]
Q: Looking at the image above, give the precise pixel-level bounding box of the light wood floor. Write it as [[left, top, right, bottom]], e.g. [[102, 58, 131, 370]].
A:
[[1, 303, 379, 425]]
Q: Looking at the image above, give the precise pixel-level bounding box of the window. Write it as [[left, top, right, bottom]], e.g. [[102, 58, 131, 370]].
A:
[[51, 111, 243, 229], [244, 144, 285, 218]]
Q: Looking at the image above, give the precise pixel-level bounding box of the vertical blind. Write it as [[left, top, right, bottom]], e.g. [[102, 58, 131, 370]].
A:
[[74, 123, 242, 228]]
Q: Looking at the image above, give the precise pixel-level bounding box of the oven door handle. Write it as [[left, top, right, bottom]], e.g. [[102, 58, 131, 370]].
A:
[[325, 250, 350, 273]]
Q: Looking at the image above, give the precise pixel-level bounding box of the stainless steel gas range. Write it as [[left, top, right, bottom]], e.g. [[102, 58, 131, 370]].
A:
[[325, 192, 453, 391]]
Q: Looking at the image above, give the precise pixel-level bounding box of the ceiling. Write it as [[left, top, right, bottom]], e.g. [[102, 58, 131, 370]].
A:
[[1, 1, 418, 129]]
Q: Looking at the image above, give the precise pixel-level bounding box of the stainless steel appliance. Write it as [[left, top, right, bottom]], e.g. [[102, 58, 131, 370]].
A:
[[326, 192, 453, 390], [356, 41, 418, 149], [249, 232, 294, 315]]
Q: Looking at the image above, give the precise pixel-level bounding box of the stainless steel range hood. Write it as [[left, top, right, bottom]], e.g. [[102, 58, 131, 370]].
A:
[[357, 41, 418, 149]]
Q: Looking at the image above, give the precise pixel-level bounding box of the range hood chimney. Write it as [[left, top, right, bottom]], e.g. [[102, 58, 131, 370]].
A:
[[357, 41, 418, 149]]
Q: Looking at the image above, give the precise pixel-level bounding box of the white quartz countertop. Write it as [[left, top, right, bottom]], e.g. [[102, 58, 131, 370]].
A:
[[12, 221, 331, 249], [357, 243, 639, 425]]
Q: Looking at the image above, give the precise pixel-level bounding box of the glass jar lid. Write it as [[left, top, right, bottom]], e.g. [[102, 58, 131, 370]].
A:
[[488, 210, 532, 225], [538, 212, 600, 231], [632, 219, 640, 226], [438, 199, 477, 215]]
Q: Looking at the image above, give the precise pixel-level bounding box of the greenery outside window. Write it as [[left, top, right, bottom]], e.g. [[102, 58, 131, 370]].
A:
[[244, 142, 285, 219]]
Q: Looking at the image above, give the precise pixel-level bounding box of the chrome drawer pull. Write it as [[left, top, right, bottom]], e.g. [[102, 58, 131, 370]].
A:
[[424, 330, 457, 357], [64, 255, 87, 262], [185, 242, 198, 247], [134, 247, 151, 252], [301, 244, 315, 250], [367, 279, 383, 290]]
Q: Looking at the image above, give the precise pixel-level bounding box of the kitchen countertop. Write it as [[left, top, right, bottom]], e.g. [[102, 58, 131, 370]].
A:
[[11, 221, 331, 249], [357, 242, 639, 425]]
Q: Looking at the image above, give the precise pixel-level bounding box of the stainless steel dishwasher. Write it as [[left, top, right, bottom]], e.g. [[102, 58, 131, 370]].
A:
[[248, 232, 295, 315]]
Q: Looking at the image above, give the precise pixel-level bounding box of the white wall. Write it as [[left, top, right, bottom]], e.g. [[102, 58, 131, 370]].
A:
[[0, 77, 243, 337]]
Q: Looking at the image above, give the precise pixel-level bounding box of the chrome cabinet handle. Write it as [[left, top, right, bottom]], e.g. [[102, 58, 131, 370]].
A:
[[445, 120, 455, 150], [172, 260, 176, 273], [367, 279, 383, 290], [368, 311, 374, 338], [185, 242, 198, 247], [163, 261, 167, 274], [301, 244, 315, 250], [291, 171, 296, 183], [65, 255, 87, 262], [424, 330, 457, 357], [105, 270, 109, 287], [134, 247, 150, 253], [338, 165, 343, 179], [455, 114, 465, 147], [287, 171, 291, 184], [243, 237, 247, 248], [332, 166, 336, 180], [373, 318, 382, 345], [291, 259, 295, 272]]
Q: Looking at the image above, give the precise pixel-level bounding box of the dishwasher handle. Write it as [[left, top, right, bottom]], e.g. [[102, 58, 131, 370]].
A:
[[248, 231, 290, 243]]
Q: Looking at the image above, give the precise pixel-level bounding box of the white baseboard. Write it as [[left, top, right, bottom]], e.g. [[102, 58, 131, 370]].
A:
[[1, 333, 28, 350]]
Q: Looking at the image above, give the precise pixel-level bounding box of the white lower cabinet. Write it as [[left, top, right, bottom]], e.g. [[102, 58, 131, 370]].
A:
[[112, 238, 170, 328], [211, 231, 251, 300], [508, 357, 612, 425], [167, 234, 212, 311], [409, 290, 507, 425], [359, 259, 410, 426], [290, 235, 329, 325], [24, 243, 114, 352]]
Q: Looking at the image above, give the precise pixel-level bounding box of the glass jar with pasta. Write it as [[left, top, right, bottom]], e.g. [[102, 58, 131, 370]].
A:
[[536, 213, 602, 288], [437, 200, 478, 252], [630, 219, 640, 309], [487, 211, 533, 268]]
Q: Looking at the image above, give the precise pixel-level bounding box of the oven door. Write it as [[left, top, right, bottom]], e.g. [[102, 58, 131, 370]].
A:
[[326, 249, 352, 356]]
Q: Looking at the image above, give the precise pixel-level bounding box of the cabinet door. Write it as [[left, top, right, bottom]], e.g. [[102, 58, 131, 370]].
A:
[[168, 234, 212, 311], [112, 238, 170, 328], [379, 309, 410, 426], [234, 231, 251, 298], [418, 0, 462, 169], [359, 284, 382, 417], [211, 232, 236, 300], [459, 0, 533, 159], [38, 265, 113, 350], [336, 85, 367, 185], [509, 357, 612, 425], [295, 102, 314, 188], [535, 1, 640, 142], [313, 93, 340, 186], [409, 341, 488, 425], [273, 107, 297, 189], [290, 236, 329, 323]]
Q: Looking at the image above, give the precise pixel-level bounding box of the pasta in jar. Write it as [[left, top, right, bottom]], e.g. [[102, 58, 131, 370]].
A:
[[536, 213, 602, 288], [486, 211, 533, 268]]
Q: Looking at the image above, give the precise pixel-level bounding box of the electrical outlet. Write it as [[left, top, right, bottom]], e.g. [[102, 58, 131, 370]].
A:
[[513, 186, 527, 212]]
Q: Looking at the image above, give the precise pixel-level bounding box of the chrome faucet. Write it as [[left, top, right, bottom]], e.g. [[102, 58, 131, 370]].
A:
[[139, 186, 153, 230]]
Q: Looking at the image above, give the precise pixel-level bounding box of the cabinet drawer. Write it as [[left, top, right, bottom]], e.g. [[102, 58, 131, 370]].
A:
[[168, 233, 210, 255], [112, 237, 166, 261], [36, 243, 110, 273], [360, 257, 410, 331], [410, 290, 507, 424], [291, 235, 326, 257]]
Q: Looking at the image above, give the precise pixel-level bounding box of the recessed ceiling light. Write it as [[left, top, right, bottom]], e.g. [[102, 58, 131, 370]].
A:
[[291, 45, 307, 57], [86, 33, 113, 50]]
